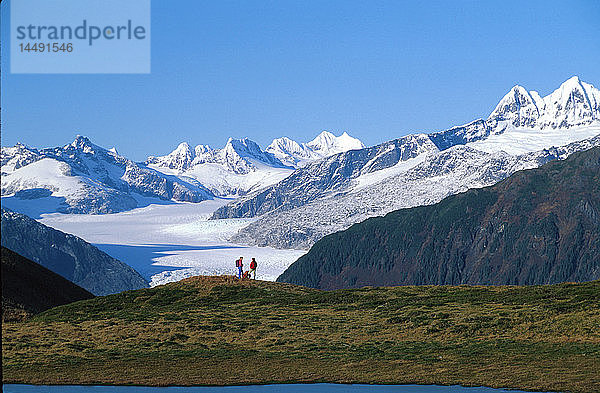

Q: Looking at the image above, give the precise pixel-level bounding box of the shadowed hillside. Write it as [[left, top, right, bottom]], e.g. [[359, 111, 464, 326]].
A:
[[1, 208, 148, 295], [278, 147, 600, 289], [1, 246, 93, 321]]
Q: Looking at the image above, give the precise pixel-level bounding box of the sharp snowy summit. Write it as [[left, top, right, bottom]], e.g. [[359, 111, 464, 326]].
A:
[[267, 131, 365, 167], [487, 76, 599, 132]]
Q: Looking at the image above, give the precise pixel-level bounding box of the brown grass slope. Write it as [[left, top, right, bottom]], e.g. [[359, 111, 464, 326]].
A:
[[1, 246, 94, 322], [2, 276, 600, 392]]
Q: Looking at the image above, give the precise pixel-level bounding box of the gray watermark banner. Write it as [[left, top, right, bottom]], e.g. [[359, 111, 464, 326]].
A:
[[10, 0, 151, 74]]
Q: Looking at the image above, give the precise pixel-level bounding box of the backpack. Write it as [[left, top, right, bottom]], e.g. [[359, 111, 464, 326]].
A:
[[250, 260, 257, 269], [236, 258, 242, 267]]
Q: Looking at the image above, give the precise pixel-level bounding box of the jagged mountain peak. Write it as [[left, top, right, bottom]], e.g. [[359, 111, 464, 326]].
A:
[[309, 130, 365, 151], [540, 76, 598, 128], [488, 84, 542, 129], [265, 131, 365, 168], [222, 137, 286, 168], [550, 76, 589, 102], [64, 135, 109, 156], [269, 136, 303, 151], [337, 131, 365, 149], [486, 76, 599, 131], [225, 137, 262, 153], [307, 131, 336, 148], [3, 142, 37, 153], [153, 141, 195, 170], [175, 141, 192, 151], [69, 135, 94, 147], [194, 144, 212, 154], [548, 76, 590, 107], [561, 75, 582, 87], [508, 84, 529, 94], [1, 143, 42, 173]]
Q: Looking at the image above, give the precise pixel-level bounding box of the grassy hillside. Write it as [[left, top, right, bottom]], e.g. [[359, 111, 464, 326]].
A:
[[3, 276, 600, 392]]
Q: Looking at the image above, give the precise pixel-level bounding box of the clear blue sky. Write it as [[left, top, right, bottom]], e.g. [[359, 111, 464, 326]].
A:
[[1, 0, 599, 161]]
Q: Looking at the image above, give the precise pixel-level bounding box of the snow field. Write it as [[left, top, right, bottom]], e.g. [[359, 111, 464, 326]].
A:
[[37, 200, 306, 286]]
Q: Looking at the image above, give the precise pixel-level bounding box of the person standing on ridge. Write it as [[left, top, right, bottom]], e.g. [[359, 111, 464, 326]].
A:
[[249, 258, 257, 280], [236, 257, 243, 279]]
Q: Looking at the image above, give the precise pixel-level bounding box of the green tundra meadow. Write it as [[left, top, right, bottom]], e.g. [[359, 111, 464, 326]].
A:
[[3, 276, 600, 392]]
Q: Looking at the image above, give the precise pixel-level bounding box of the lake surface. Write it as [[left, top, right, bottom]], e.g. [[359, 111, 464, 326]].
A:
[[2, 384, 553, 393]]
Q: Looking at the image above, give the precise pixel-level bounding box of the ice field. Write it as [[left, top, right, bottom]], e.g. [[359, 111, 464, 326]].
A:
[[38, 199, 306, 286]]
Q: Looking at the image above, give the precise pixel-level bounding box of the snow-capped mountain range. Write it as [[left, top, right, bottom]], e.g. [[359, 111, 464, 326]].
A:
[[213, 77, 600, 218], [145, 131, 364, 196], [230, 135, 600, 249], [488, 76, 600, 131], [1, 131, 365, 214], [2, 76, 599, 231], [145, 137, 293, 197], [211, 76, 600, 248], [266, 131, 365, 167], [147, 137, 290, 174], [1, 136, 214, 215], [427, 76, 599, 150]]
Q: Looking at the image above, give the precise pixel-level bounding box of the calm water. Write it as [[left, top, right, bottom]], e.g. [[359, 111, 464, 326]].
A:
[[2, 384, 553, 393]]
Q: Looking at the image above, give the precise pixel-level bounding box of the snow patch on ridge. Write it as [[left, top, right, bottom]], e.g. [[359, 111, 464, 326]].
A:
[[468, 125, 600, 155]]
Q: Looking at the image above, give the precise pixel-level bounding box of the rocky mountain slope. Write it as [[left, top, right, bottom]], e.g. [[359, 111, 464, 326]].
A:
[[1, 136, 213, 215], [233, 135, 600, 249], [1, 208, 148, 295], [1, 246, 93, 321], [213, 77, 600, 249], [277, 147, 600, 289]]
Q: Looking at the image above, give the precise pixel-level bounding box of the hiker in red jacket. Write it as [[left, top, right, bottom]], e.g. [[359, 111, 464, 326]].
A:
[[235, 257, 243, 279], [249, 258, 257, 280]]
